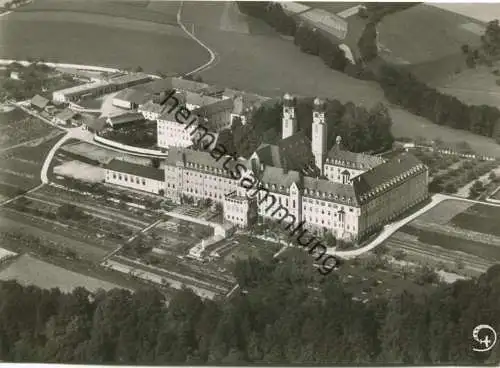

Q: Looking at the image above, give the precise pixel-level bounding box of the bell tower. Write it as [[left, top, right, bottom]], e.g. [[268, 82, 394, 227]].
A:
[[312, 97, 327, 174], [282, 93, 297, 140]]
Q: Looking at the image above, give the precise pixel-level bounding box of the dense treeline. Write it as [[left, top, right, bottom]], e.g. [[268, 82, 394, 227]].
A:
[[0, 253, 499, 364], [218, 97, 393, 157], [378, 64, 500, 141], [256, 97, 392, 153], [461, 20, 500, 67], [236, 2, 349, 73]]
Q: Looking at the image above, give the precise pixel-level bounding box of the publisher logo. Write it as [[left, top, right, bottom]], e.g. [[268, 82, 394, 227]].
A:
[[472, 324, 497, 352]]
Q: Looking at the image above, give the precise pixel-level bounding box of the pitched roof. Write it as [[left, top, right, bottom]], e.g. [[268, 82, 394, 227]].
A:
[[184, 91, 220, 109], [105, 159, 164, 181], [139, 101, 168, 115], [107, 112, 144, 125], [165, 148, 248, 177], [170, 77, 209, 93], [353, 152, 426, 198], [254, 131, 316, 175], [113, 88, 151, 105], [109, 72, 151, 86], [135, 78, 173, 94], [260, 166, 302, 192], [55, 108, 78, 121], [194, 98, 234, 117], [31, 94, 49, 109], [85, 117, 107, 132], [303, 176, 359, 206], [326, 144, 385, 170]]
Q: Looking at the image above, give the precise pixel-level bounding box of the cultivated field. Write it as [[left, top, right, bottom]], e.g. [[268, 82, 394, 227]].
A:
[[383, 199, 500, 276], [0, 131, 64, 199], [0, 254, 120, 292], [0, 108, 58, 149]]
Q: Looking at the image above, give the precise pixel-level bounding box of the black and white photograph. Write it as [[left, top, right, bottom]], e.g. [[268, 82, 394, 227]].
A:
[[0, 0, 499, 365]]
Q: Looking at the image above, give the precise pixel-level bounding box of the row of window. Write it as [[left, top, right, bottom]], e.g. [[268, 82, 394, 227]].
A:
[[111, 172, 146, 185]]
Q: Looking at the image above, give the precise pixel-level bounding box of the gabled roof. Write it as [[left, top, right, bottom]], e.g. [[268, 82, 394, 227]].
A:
[[136, 78, 173, 94], [326, 144, 385, 170], [109, 72, 152, 86], [185, 92, 220, 109], [31, 94, 49, 109], [139, 101, 168, 115], [113, 88, 151, 105], [105, 159, 164, 181], [165, 148, 248, 177], [254, 131, 316, 174], [353, 153, 426, 198], [303, 176, 359, 206], [260, 166, 302, 193], [107, 112, 144, 125], [55, 108, 78, 121]]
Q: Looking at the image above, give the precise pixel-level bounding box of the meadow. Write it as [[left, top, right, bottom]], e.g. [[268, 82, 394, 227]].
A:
[[0, 11, 207, 74], [377, 4, 482, 67], [17, 0, 178, 25]]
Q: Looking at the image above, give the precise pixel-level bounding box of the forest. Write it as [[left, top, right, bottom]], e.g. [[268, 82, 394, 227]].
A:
[[0, 250, 498, 364], [217, 96, 394, 159]]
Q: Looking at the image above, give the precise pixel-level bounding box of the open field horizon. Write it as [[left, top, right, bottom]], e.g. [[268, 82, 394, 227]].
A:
[[0, 1, 499, 157]]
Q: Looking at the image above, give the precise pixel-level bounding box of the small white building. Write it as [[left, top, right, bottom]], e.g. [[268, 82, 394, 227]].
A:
[[223, 191, 257, 228], [104, 159, 165, 195]]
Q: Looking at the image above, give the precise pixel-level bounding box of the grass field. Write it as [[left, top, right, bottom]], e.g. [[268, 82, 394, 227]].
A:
[[433, 63, 500, 106], [0, 11, 207, 74], [450, 203, 500, 237], [378, 4, 482, 67], [18, 0, 178, 25], [0, 254, 120, 292]]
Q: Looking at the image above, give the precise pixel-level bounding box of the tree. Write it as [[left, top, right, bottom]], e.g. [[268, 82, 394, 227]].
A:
[[151, 157, 161, 169], [358, 22, 378, 62], [134, 66, 144, 72]]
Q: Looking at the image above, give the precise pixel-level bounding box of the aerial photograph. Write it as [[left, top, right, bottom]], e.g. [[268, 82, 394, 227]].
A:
[[0, 0, 499, 365]]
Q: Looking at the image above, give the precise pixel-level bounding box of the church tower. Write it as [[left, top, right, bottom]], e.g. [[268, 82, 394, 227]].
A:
[[312, 97, 327, 174], [282, 93, 297, 140]]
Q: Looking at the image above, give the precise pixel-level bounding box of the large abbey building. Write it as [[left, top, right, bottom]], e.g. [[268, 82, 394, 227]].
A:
[[105, 93, 429, 242]]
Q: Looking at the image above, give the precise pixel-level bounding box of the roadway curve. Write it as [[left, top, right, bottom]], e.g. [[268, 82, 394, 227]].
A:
[[176, 1, 218, 76], [329, 193, 500, 259]]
